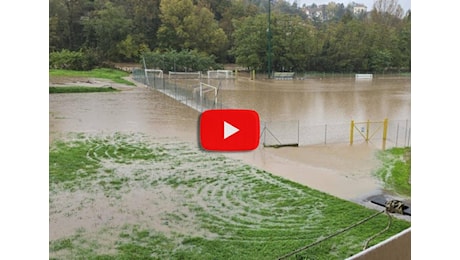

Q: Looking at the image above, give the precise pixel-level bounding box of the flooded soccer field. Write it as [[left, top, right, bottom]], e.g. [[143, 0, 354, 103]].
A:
[[214, 76, 410, 125], [50, 75, 410, 200], [49, 74, 411, 259]]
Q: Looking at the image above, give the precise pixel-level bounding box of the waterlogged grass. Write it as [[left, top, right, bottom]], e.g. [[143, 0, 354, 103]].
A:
[[375, 147, 411, 197], [49, 133, 168, 191], [49, 68, 134, 85], [49, 133, 411, 259], [49, 86, 119, 94]]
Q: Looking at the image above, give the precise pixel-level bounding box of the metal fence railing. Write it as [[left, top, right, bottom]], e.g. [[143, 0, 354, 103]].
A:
[[261, 119, 410, 149], [133, 68, 224, 112], [133, 69, 410, 149]]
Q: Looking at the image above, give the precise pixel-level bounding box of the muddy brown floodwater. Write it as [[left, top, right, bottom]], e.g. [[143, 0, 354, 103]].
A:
[[49, 75, 410, 202]]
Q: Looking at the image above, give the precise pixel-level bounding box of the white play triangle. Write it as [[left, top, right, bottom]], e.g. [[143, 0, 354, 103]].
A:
[[224, 121, 239, 139]]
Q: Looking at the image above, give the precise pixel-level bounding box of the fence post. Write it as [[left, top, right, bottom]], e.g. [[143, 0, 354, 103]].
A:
[[297, 120, 300, 145], [382, 118, 388, 150], [324, 124, 327, 144], [350, 120, 354, 145], [404, 119, 408, 146], [407, 128, 411, 147], [366, 119, 370, 143]]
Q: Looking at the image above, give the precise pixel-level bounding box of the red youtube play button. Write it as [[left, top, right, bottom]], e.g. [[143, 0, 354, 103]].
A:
[[200, 109, 260, 151]]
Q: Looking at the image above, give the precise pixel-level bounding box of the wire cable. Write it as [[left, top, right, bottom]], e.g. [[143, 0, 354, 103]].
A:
[[363, 209, 393, 250], [277, 210, 385, 260]]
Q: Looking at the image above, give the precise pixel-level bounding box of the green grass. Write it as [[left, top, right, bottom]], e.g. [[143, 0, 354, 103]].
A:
[[49, 68, 134, 85], [49, 134, 411, 259], [375, 147, 411, 197], [49, 134, 168, 191], [49, 86, 119, 94]]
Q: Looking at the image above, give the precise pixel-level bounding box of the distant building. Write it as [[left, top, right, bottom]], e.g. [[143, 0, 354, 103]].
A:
[[303, 2, 368, 22], [353, 4, 367, 15], [304, 5, 327, 21]]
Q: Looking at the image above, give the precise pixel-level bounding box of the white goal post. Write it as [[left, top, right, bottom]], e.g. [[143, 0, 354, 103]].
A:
[[145, 69, 163, 78], [168, 71, 202, 79], [207, 70, 234, 79], [355, 74, 373, 79], [192, 82, 218, 111]]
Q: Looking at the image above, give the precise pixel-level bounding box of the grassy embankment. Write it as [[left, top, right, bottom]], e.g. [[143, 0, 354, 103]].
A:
[[49, 86, 119, 94], [49, 68, 135, 91], [375, 147, 411, 197], [49, 133, 411, 260]]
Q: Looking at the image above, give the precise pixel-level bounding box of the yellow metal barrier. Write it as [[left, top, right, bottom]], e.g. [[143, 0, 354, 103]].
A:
[[350, 118, 389, 149]]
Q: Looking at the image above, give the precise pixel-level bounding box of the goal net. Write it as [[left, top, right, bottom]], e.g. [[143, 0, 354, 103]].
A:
[[207, 70, 234, 79], [145, 69, 163, 78], [168, 71, 202, 80]]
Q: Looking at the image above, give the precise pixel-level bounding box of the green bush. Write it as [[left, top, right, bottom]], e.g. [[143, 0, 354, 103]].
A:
[[142, 49, 223, 72], [49, 49, 103, 70]]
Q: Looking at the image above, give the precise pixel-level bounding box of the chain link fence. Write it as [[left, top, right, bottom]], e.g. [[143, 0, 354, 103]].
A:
[[133, 69, 410, 149], [133, 68, 224, 112], [262, 119, 410, 149]]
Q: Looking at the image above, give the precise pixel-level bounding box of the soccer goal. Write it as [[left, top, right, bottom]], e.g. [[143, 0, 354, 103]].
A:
[[143, 69, 163, 86], [145, 69, 163, 78], [207, 70, 234, 79], [168, 71, 202, 80], [193, 82, 218, 111]]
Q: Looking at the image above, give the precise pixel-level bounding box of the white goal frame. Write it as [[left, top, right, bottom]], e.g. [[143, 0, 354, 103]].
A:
[[193, 82, 218, 111], [207, 70, 234, 79], [168, 71, 202, 80], [145, 69, 163, 78]]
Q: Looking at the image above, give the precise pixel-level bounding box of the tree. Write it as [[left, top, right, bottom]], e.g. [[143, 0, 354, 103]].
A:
[[123, 0, 162, 51], [81, 2, 132, 61], [271, 14, 317, 72], [370, 49, 392, 72], [231, 15, 267, 70], [218, 0, 259, 62], [197, 0, 232, 21], [49, 0, 94, 51], [232, 13, 319, 72], [143, 49, 221, 72], [371, 0, 404, 26], [316, 16, 372, 72], [157, 0, 228, 56], [49, 0, 70, 52]]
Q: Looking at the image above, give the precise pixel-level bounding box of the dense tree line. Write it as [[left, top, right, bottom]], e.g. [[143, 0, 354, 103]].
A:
[[49, 0, 410, 73]]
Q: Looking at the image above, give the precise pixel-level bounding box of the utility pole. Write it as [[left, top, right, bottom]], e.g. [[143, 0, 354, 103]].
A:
[[267, 0, 272, 79]]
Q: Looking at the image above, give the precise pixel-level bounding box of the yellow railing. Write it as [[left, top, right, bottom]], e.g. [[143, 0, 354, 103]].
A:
[[350, 118, 388, 150]]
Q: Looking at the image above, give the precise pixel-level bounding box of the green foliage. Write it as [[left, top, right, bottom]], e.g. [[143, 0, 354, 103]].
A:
[[81, 2, 133, 61], [49, 49, 100, 71], [49, 0, 410, 72], [231, 15, 267, 70], [370, 49, 393, 72], [143, 49, 222, 72], [156, 0, 228, 56], [232, 4, 410, 73], [116, 35, 137, 61]]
